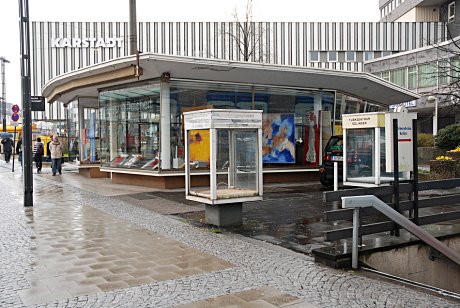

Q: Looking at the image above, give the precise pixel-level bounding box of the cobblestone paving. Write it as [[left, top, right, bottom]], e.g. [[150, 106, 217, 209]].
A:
[[0, 163, 458, 307]]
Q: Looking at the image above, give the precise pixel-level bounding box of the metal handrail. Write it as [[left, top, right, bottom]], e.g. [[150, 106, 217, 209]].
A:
[[342, 195, 460, 269]]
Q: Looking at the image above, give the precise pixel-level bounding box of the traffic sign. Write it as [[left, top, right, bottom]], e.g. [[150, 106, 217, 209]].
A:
[[11, 104, 20, 123]]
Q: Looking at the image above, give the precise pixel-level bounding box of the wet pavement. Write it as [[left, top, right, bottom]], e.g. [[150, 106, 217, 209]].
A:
[[0, 160, 459, 307]]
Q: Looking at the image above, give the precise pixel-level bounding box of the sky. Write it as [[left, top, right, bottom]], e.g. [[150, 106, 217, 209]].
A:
[[0, 0, 380, 108]]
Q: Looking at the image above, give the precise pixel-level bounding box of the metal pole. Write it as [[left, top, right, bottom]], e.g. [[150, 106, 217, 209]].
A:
[[12, 126, 16, 172], [0, 57, 10, 132], [433, 99, 438, 136], [412, 118, 419, 225], [392, 118, 400, 236], [352, 208, 360, 270], [129, 0, 137, 55], [19, 0, 33, 206]]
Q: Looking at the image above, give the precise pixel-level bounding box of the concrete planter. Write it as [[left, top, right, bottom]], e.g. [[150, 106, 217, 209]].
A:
[[446, 151, 460, 178], [430, 159, 456, 180]]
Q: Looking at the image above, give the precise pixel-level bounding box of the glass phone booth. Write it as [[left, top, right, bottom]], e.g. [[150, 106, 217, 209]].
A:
[[184, 109, 263, 226], [342, 111, 416, 187]]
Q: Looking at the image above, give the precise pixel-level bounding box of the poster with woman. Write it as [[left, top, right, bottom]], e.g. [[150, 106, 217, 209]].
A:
[[304, 111, 321, 166]]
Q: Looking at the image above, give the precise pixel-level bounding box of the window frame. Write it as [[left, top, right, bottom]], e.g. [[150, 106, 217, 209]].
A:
[[345, 51, 356, 62], [327, 51, 338, 62], [310, 51, 319, 62], [448, 2, 455, 23]]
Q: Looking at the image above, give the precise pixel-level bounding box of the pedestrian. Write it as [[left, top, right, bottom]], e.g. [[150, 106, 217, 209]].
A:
[[33, 137, 44, 173], [46, 139, 52, 162], [49, 135, 63, 176], [16, 136, 23, 168], [1, 136, 13, 163]]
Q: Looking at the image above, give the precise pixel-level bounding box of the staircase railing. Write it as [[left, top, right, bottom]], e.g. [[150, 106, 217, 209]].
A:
[[342, 195, 460, 269]]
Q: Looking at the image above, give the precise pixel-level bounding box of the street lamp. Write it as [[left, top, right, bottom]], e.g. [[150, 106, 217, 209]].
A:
[[427, 95, 438, 136]]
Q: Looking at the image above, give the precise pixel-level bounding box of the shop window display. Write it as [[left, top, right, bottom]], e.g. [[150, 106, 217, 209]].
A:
[[99, 83, 161, 171]]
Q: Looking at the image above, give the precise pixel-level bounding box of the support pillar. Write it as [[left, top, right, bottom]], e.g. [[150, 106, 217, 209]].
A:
[[160, 81, 171, 169], [205, 203, 243, 227]]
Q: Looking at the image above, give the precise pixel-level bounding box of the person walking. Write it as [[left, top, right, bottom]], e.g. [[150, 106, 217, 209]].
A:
[[16, 137, 23, 168], [1, 137, 13, 163], [33, 137, 44, 173], [49, 135, 63, 176]]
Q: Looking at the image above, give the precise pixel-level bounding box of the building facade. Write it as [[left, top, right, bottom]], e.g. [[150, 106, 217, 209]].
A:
[[369, 0, 460, 131], [31, 20, 447, 121]]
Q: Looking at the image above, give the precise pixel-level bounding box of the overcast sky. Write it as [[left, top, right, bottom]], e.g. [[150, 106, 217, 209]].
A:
[[0, 0, 379, 107]]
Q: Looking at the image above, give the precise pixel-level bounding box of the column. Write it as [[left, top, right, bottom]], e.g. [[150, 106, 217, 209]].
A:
[[160, 81, 171, 170]]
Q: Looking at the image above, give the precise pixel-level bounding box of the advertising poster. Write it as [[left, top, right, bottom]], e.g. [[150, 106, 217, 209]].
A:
[[188, 129, 210, 162], [262, 113, 295, 163], [304, 111, 321, 166]]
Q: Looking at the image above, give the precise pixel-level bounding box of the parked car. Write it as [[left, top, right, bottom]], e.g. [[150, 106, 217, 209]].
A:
[[319, 135, 343, 187]]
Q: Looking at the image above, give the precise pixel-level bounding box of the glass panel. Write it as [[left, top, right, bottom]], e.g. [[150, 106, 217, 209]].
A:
[[99, 83, 161, 170], [390, 68, 407, 88], [310, 51, 319, 62], [188, 128, 211, 197], [381, 71, 390, 81], [80, 108, 100, 164], [364, 51, 374, 61], [438, 60, 449, 85], [346, 128, 374, 181], [328, 51, 337, 62], [418, 62, 437, 88], [346, 51, 356, 62], [408, 66, 417, 89], [233, 130, 258, 194], [171, 80, 338, 169], [67, 101, 79, 162]]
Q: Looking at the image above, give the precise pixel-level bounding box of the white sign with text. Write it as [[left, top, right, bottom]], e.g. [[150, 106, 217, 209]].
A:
[[385, 109, 417, 172]]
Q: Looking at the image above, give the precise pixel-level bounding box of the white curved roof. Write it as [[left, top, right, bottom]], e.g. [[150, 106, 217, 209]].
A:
[[42, 53, 419, 105]]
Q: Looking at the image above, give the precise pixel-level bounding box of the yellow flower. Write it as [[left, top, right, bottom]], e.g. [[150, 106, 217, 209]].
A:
[[449, 146, 460, 153], [435, 155, 453, 161]]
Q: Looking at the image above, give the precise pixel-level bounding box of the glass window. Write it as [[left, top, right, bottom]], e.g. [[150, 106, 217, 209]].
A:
[[346, 128, 375, 180], [381, 71, 390, 82], [345, 51, 356, 62], [99, 83, 161, 171], [310, 51, 319, 62], [418, 62, 437, 88], [171, 80, 336, 168], [381, 51, 392, 57], [408, 66, 417, 89], [451, 57, 460, 79], [438, 60, 449, 85], [364, 51, 374, 61], [390, 68, 407, 88], [328, 51, 338, 62]]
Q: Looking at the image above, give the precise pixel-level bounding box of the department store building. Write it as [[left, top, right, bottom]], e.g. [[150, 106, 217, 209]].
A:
[[32, 17, 449, 186]]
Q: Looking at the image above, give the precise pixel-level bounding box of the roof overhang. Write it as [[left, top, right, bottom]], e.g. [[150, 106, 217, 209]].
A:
[[42, 53, 419, 106]]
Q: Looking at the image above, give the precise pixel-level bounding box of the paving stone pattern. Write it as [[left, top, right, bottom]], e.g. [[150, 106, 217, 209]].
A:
[[0, 164, 458, 307]]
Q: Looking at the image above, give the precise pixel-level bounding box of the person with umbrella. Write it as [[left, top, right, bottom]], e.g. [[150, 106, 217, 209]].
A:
[[1, 134, 14, 163]]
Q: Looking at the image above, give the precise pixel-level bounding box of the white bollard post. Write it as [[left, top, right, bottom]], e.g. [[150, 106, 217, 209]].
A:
[[334, 162, 338, 191]]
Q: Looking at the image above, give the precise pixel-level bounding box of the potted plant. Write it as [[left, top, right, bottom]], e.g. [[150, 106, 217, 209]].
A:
[[446, 146, 460, 177], [430, 155, 456, 180]]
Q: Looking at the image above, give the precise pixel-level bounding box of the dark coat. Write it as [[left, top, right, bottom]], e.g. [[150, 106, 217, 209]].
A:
[[16, 140, 22, 154], [1, 138, 13, 153]]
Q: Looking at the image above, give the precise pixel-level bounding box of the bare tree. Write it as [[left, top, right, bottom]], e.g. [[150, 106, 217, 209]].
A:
[[422, 38, 460, 110], [229, 0, 264, 62]]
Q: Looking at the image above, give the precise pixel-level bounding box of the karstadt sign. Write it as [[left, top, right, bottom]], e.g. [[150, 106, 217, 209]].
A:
[[51, 37, 124, 48]]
